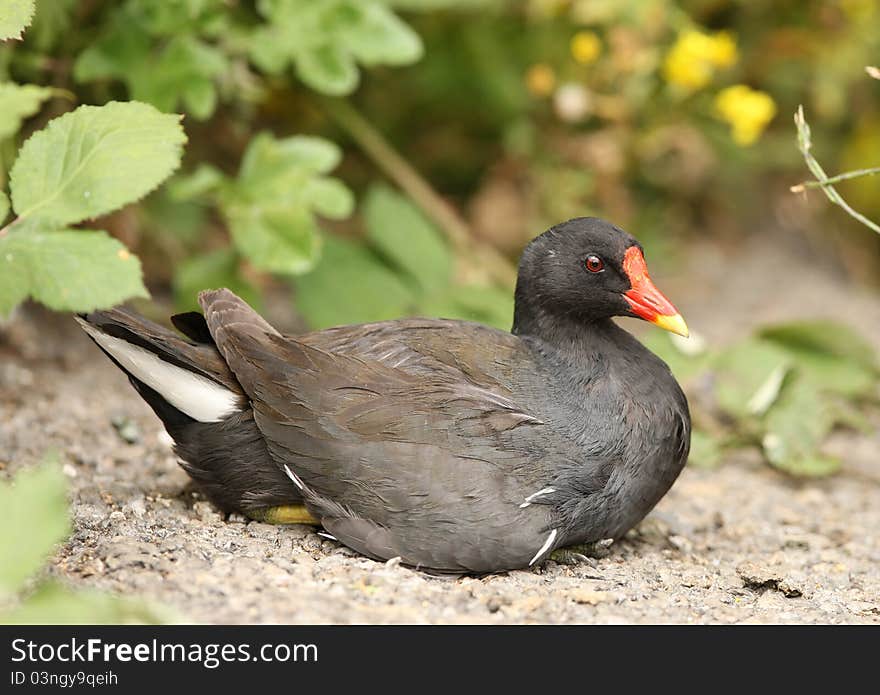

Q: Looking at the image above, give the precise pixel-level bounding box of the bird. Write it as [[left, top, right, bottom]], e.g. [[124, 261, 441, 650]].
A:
[[77, 217, 691, 574]]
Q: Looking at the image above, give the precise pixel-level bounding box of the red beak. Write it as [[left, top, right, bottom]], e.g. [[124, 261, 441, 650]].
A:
[[621, 246, 689, 337]]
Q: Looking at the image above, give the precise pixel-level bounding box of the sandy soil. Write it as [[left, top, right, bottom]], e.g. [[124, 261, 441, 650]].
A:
[[1, 234, 879, 624]]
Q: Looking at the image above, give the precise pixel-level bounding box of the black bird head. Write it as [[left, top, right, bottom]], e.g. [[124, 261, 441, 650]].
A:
[[513, 217, 688, 337]]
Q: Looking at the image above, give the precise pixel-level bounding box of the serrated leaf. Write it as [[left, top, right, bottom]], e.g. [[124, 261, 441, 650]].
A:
[[0, 461, 69, 596], [364, 185, 451, 295], [0, 229, 148, 317], [761, 378, 840, 477], [0, 83, 54, 140], [10, 101, 186, 226], [295, 235, 415, 328], [711, 338, 792, 419], [0, 190, 8, 224], [1, 581, 170, 625], [0, 0, 35, 40], [174, 248, 262, 313]]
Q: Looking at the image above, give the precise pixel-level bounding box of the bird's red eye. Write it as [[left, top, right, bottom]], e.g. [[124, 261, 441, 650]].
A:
[[585, 255, 604, 273]]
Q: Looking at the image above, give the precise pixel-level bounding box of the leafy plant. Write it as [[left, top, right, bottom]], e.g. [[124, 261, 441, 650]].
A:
[[250, 0, 423, 95], [645, 321, 879, 477], [0, 458, 168, 624], [171, 132, 353, 277], [0, 100, 185, 317], [294, 184, 513, 329], [73, 1, 232, 121]]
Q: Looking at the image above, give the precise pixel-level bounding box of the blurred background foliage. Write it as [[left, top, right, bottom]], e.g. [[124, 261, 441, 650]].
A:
[[0, 0, 878, 478], [2, 0, 879, 321]]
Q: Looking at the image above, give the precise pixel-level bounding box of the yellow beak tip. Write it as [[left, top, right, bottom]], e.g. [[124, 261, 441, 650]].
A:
[[653, 313, 690, 338]]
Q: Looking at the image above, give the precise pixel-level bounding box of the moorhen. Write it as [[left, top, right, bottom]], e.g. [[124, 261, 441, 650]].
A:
[[78, 217, 691, 573]]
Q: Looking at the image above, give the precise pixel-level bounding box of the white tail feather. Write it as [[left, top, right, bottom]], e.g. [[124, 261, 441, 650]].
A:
[[79, 320, 240, 423]]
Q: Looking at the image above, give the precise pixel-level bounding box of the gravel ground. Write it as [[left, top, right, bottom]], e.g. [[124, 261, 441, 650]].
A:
[[2, 235, 879, 624]]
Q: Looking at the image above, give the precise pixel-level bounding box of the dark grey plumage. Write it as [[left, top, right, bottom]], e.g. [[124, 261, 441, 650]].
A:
[[79, 217, 691, 574]]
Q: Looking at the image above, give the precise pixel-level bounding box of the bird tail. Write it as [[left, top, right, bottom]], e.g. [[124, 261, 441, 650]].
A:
[[76, 306, 309, 518]]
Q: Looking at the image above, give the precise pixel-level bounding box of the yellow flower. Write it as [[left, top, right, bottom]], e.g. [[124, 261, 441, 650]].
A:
[[714, 85, 777, 146], [571, 31, 602, 65], [840, 0, 877, 22], [525, 63, 557, 97], [663, 30, 739, 91], [706, 32, 737, 68]]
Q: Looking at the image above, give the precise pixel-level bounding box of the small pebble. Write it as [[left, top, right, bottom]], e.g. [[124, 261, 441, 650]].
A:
[[111, 415, 141, 444]]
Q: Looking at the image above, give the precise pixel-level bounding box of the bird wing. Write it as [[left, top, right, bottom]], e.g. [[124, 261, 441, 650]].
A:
[[199, 289, 600, 572]]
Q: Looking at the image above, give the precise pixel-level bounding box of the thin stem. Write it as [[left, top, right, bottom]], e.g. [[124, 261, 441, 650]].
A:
[[790, 166, 880, 193], [793, 106, 880, 235], [320, 97, 517, 288]]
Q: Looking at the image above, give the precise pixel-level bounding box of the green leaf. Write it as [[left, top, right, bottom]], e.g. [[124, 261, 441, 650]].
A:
[[130, 36, 226, 120], [2, 581, 170, 625], [0, 229, 148, 317], [342, 1, 423, 65], [174, 248, 262, 313], [253, 0, 422, 96], [0, 83, 54, 141], [0, 234, 30, 316], [0, 460, 69, 597], [72, 19, 151, 82], [295, 235, 415, 328], [168, 164, 224, 201], [759, 321, 877, 370], [26, 0, 77, 52], [239, 133, 342, 183], [297, 43, 359, 95], [74, 6, 226, 120], [10, 101, 186, 226], [220, 133, 352, 275], [0, 190, 8, 224], [758, 321, 878, 397], [711, 338, 792, 419], [226, 203, 322, 276], [304, 176, 355, 218], [762, 378, 840, 477], [0, 0, 35, 40], [364, 185, 452, 295]]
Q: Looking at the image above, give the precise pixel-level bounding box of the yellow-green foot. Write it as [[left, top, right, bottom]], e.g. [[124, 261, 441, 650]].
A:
[[251, 505, 320, 525], [550, 539, 614, 565]]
